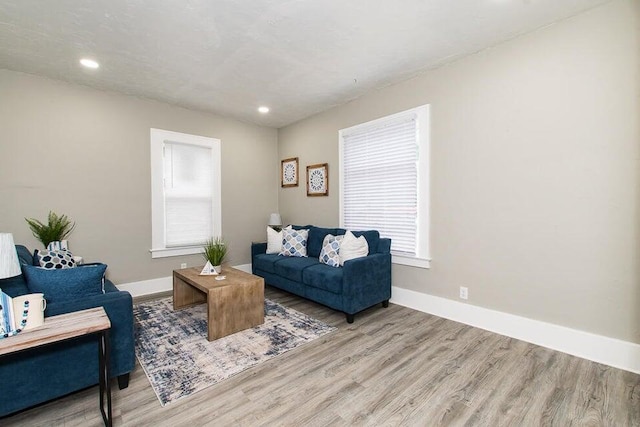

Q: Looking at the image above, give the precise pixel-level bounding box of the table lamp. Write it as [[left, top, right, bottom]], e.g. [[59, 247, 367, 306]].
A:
[[268, 213, 282, 232], [0, 233, 21, 280]]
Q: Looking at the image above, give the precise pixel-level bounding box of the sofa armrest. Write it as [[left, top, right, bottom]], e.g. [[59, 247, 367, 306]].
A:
[[44, 282, 135, 376], [342, 253, 392, 314], [252, 242, 267, 259]]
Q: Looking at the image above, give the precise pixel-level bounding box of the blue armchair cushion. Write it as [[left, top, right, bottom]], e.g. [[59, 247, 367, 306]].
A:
[[23, 263, 107, 303], [16, 245, 34, 266]]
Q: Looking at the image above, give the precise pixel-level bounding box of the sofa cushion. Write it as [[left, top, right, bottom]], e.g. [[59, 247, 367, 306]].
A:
[[253, 253, 283, 274], [280, 228, 309, 257], [273, 256, 319, 282], [308, 227, 341, 258], [15, 245, 34, 266], [302, 263, 344, 294], [23, 263, 107, 303], [0, 275, 29, 298], [291, 224, 313, 231]]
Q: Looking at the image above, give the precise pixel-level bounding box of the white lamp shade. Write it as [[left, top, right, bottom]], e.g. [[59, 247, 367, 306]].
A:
[[0, 233, 21, 279], [268, 213, 282, 226]]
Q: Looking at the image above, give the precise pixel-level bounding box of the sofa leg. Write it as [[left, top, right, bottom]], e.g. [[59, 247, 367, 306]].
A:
[[117, 373, 130, 390], [346, 313, 355, 324], [382, 300, 389, 308]]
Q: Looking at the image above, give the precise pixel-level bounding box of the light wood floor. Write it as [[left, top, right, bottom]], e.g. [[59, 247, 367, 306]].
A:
[[4, 287, 640, 426]]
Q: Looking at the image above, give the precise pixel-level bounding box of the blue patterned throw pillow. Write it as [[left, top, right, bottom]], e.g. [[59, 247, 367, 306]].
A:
[[280, 228, 309, 257], [319, 234, 343, 267], [34, 249, 76, 270]]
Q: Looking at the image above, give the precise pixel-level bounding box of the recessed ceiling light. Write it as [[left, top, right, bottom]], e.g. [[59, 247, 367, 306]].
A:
[[80, 58, 99, 69], [258, 106, 270, 114]]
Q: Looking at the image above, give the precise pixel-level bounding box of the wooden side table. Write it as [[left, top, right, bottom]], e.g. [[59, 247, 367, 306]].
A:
[[0, 307, 112, 426]]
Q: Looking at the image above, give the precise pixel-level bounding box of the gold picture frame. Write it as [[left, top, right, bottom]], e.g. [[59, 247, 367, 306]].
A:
[[306, 163, 328, 196], [281, 157, 299, 187]]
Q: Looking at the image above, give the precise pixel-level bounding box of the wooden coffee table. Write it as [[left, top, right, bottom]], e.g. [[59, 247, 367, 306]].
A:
[[173, 266, 265, 341]]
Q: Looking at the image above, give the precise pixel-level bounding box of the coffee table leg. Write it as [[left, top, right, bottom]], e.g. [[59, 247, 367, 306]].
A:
[[174, 275, 206, 310]]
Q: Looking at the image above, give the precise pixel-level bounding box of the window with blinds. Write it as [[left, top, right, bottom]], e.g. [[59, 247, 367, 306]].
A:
[[163, 142, 213, 247], [150, 129, 221, 258], [340, 106, 430, 267]]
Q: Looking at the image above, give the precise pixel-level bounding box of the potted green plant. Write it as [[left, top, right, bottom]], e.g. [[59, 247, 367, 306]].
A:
[[25, 211, 76, 249], [203, 237, 227, 274]]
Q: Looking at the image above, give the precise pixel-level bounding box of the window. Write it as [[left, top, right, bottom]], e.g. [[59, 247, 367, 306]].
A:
[[150, 128, 221, 258], [339, 105, 430, 268]]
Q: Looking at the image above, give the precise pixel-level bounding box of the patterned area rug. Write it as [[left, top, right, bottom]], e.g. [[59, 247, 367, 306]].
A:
[[133, 297, 336, 406]]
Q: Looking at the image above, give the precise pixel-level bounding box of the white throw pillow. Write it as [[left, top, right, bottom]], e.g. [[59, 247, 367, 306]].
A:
[[339, 230, 369, 266], [266, 225, 291, 254]]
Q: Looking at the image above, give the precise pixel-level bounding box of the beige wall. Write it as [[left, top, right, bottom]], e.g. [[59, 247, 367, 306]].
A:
[[0, 70, 279, 284], [278, 0, 640, 342]]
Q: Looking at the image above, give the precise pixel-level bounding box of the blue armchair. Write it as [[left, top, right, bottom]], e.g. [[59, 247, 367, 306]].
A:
[[0, 245, 135, 417]]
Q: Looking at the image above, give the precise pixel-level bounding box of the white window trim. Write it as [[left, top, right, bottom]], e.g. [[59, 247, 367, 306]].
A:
[[150, 128, 221, 258], [339, 105, 431, 269]]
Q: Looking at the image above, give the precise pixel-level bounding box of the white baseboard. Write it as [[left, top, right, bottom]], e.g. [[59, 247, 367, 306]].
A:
[[117, 276, 172, 298], [117, 263, 254, 298], [233, 263, 252, 273], [118, 268, 640, 374], [390, 286, 640, 374]]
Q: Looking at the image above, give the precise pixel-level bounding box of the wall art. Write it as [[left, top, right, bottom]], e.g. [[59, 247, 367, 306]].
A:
[[306, 163, 328, 196], [281, 157, 299, 187]]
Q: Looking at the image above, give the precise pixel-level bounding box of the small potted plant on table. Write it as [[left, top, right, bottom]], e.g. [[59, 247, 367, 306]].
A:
[[203, 237, 227, 274]]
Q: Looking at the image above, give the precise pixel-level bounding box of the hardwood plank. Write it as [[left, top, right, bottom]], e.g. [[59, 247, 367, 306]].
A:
[[2, 286, 639, 426]]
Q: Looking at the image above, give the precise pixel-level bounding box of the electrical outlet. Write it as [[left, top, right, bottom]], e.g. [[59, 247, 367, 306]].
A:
[[180, 263, 187, 269], [459, 286, 468, 300]]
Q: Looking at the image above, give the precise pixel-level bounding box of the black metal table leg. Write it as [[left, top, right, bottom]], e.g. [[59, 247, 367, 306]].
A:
[[105, 330, 112, 426], [98, 331, 112, 427]]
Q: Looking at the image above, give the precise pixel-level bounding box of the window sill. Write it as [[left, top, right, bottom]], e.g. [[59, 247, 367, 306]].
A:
[[392, 254, 431, 269], [150, 246, 204, 259]]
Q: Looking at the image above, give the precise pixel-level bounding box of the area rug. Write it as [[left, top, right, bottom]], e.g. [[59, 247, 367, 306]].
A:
[[133, 297, 336, 406]]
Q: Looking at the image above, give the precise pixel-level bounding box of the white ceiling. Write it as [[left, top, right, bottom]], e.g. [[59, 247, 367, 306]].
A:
[[0, 0, 609, 128]]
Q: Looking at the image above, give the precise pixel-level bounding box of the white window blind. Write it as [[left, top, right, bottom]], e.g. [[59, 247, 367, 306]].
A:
[[150, 128, 221, 258], [342, 115, 418, 256], [163, 142, 213, 247], [340, 105, 430, 268]]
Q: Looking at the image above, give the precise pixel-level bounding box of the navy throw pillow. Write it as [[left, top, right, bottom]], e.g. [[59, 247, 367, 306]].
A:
[[23, 263, 107, 303]]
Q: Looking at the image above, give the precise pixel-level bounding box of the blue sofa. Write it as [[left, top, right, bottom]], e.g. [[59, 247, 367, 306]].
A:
[[252, 225, 392, 323], [0, 245, 135, 417]]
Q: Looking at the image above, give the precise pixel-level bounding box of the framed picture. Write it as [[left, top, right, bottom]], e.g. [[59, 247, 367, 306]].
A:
[[281, 157, 299, 187], [306, 163, 328, 196]]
